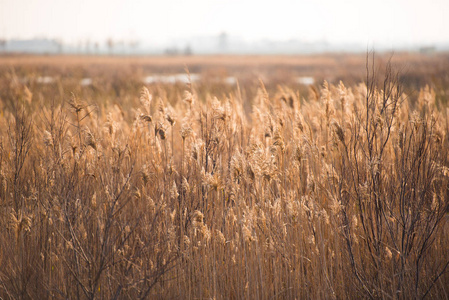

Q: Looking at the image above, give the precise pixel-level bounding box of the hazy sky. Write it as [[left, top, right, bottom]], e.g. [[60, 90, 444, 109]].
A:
[[1, 0, 448, 46]]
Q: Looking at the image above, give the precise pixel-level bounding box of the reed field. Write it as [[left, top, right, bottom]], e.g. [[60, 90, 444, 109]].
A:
[[0, 53, 448, 299]]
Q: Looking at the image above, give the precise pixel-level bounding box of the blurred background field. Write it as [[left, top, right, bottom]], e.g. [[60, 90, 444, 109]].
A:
[[2, 52, 449, 113]]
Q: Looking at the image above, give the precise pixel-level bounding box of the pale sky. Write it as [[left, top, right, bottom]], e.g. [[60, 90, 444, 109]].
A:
[[1, 0, 448, 46]]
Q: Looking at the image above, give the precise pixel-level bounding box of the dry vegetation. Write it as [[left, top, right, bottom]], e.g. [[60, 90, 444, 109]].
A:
[[0, 53, 448, 299]]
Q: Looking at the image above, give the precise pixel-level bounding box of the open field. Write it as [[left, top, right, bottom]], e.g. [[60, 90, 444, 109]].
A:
[[0, 53, 448, 299], [2, 53, 449, 84]]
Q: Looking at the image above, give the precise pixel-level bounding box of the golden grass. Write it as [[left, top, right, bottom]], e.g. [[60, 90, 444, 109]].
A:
[[0, 54, 448, 299], [0, 53, 446, 67]]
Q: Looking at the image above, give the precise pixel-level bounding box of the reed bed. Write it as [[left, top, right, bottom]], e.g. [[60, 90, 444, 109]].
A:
[[0, 57, 448, 299]]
